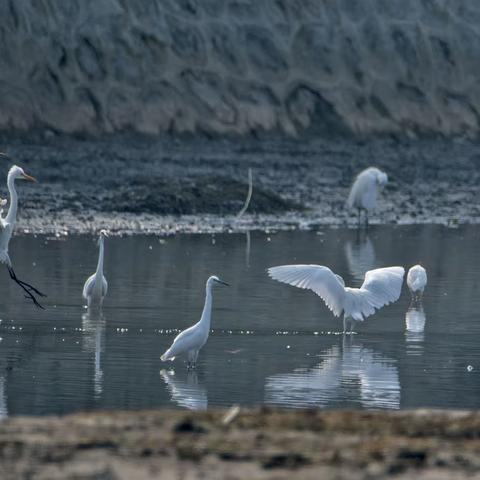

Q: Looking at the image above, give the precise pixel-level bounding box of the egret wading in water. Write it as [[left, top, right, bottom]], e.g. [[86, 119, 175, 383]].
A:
[[83, 230, 109, 308], [161, 275, 229, 368], [0, 162, 46, 308], [407, 264, 427, 301], [268, 265, 404, 333], [347, 167, 388, 226]]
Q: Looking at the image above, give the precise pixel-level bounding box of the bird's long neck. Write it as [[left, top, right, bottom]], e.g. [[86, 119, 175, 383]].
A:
[[199, 285, 213, 330], [95, 238, 104, 280], [5, 174, 18, 224]]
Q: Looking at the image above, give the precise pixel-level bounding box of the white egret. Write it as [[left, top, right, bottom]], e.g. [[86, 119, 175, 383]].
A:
[[82, 230, 109, 308], [347, 167, 388, 225], [161, 275, 229, 368], [0, 162, 45, 308], [268, 264, 404, 332], [407, 264, 427, 300]]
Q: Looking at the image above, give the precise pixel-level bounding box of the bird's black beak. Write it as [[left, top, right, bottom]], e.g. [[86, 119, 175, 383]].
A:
[[216, 280, 230, 286]]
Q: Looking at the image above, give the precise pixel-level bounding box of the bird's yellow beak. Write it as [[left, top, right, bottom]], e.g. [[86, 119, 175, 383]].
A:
[[21, 173, 37, 183]]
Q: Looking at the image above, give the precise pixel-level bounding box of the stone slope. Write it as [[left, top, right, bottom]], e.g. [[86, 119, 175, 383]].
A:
[[1, 0, 480, 137]]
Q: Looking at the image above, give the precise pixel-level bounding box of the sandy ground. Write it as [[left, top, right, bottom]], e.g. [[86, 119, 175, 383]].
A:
[[0, 134, 479, 235], [1, 408, 479, 479]]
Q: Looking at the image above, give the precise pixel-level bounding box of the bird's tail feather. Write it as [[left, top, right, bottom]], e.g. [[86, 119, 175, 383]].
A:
[[160, 349, 175, 362]]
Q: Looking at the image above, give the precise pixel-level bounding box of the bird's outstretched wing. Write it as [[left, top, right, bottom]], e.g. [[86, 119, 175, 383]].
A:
[[268, 265, 346, 316], [345, 266, 405, 321]]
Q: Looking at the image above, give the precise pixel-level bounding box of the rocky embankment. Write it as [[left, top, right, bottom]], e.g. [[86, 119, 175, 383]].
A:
[[1, 408, 479, 479], [1, 1, 480, 138]]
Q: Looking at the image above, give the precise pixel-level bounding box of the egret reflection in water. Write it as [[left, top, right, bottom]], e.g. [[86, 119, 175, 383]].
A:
[[0, 376, 7, 419], [345, 232, 376, 282], [405, 303, 426, 355], [265, 337, 400, 409], [82, 311, 105, 398], [160, 369, 207, 410]]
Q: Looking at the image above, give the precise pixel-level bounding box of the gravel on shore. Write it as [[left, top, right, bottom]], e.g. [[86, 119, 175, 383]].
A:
[[1, 408, 479, 479], [0, 134, 479, 235]]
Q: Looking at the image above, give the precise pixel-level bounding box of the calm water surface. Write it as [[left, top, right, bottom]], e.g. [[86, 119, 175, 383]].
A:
[[0, 225, 479, 415]]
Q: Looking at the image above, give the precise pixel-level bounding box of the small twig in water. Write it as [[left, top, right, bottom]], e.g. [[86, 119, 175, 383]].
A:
[[236, 168, 253, 218]]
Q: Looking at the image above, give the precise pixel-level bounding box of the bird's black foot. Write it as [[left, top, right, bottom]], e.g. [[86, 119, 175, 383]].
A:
[[7, 266, 46, 309]]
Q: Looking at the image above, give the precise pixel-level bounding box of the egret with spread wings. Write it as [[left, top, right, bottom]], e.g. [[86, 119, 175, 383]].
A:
[[0, 162, 46, 308], [268, 264, 404, 332]]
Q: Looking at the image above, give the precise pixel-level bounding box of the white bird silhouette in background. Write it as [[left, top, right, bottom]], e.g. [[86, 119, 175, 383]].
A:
[[347, 167, 388, 226], [0, 160, 46, 308], [268, 265, 405, 332], [406, 264, 427, 301], [161, 275, 229, 368], [83, 230, 109, 308]]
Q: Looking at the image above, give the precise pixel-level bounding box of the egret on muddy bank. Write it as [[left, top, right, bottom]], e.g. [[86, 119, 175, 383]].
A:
[[83, 230, 109, 308], [407, 264, 427, 301], [161, 275, 229, 368], [347, 167, 388, 225], [268, 264, 404, 332], [0, 162, 46, 308]]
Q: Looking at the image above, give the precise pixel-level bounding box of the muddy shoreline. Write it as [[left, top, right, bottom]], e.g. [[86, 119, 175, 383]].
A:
[[1, 134, 479, 235], [1, 408, 479, 479]]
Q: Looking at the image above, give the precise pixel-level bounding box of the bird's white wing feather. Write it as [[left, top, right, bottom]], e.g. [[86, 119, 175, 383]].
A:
[[161, 325, 204, 361], [268, 265, 346, 316], [344, 266, 405, 321], [82, 274, 95, 299], [102, 277, 108, 297]]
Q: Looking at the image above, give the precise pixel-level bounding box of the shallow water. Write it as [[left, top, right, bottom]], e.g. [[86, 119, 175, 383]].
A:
[[0, 225, 478, 415]]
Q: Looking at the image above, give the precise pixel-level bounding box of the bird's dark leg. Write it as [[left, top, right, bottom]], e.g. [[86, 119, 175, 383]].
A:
[[7, 266, 46, 309], [357, 208, 361, 227], [8, 267, 46, 297]]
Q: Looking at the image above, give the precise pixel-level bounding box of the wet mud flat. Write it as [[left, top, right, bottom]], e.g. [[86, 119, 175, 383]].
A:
[[1, 408, 479, 479], [2, 134, 480, 234]]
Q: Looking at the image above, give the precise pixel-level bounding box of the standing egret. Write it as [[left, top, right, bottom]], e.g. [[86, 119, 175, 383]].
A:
[[82, 230, 109, 308], [0, 163, 46, 308], [347, 167, 388, 225], [161, 275, 229, 368], [407, 264, 427, 301], [268, 264, 404, 332]]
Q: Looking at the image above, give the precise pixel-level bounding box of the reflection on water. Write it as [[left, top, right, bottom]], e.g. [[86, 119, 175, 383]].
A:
[[345, 232, 376, 282], [160, 369, 207, 410], [0, 377, 7, 419], [265, 337, 400, 409], [0, 225, 478, 415], [405, 303, 426, 356], [82, 311, 105, 398]]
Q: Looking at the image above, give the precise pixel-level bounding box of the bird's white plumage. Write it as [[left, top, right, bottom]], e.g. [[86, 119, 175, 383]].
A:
[[268, 265, 404, 323], [83, 231, 108, 307], [407, 265, 427, 294], [0, 166, 35, 266], [267, 265, 346, 316], [82, 274, 108, 299], [160, 275, 228, 366], [347, 167, 388, 211]]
